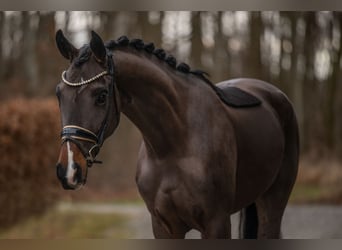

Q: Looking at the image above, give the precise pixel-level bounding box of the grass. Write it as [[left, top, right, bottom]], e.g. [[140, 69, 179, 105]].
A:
[[289, 183, 330, 204], [0, 206, 131, 239], [289, 157, 342, 204]]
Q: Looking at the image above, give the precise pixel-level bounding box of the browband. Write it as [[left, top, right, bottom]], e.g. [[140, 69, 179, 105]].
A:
[[61, 70, 108, 87]]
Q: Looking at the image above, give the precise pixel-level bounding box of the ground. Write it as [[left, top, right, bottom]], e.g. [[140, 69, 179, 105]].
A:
[[1, 202, 342, 239]]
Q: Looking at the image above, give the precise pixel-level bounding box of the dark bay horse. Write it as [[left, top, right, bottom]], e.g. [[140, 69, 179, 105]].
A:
[[55, 30, 299, 239]]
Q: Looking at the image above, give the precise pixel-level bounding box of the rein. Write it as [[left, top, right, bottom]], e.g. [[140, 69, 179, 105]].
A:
[[60, 52, 120, 167]]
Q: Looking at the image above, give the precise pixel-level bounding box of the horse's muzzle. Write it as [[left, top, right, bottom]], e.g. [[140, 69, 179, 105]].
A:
[[56, 162, 84, 190]]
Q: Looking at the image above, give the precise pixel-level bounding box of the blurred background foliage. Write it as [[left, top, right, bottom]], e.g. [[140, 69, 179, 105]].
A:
[[1, 11, 342, 156], [1, 11, 342, 235]]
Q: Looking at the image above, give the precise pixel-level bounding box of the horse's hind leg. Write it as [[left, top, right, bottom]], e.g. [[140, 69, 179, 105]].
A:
[[256, 109, 299, 239], [240, 176, 292, 238], [255, 159, 298, 238], [255, 165, 296, 239], [254, 191, 285, 238], [239, 203, 258, 239], [254, 94, 299, 239]]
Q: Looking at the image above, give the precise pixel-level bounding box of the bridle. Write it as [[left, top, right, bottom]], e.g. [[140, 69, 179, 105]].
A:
[[60, 51, 120, 167]]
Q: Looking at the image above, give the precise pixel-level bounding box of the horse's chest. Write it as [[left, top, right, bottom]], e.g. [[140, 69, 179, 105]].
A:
[[137, 163, 200, 206], [136, 158, 210, 229]]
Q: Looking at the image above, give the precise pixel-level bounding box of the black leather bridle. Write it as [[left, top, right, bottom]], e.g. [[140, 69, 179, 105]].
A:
[[60, 52, 120, 167]]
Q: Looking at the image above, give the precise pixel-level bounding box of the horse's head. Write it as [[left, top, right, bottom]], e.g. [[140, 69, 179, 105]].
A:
[[55, 30, 120, 190]]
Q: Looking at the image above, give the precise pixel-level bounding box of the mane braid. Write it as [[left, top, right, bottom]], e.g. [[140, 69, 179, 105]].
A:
[[105, 40, 118, 48], [117, 36, 129, 46], [74, 45, 91, 67], [144, 42, 155, 53], [153, 48, 166, 60], [177, 62, 190, 73], [129, 39, 144, 50], [104, 36, 215, 87], [165, 55, 177, 68]]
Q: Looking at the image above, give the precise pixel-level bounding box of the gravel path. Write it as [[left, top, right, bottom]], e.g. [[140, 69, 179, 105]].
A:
[[58, 203, 342, 239]]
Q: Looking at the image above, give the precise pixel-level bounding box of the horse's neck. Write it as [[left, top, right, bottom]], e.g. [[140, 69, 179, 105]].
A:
[[114, 49, 219, 158]]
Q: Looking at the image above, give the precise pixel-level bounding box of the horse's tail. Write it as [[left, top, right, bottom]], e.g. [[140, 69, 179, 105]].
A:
[[239, 203, 258, 239]]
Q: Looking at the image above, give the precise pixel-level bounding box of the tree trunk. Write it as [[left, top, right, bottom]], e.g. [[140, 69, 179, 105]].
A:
[[302, 12, 319, 155], [100, 12, 117, 40], [213, 12, 229, 82], [246, 12, 263, 79], [289, 12, 304, 148], [0, 12, 4, 82], [36, 12, 58, 96], [21, 12, 38, 96], [326, 13, 342, 155], [278, 13, 288, 95], [190, 12, 203, 70], [138, 12, 162, 47]]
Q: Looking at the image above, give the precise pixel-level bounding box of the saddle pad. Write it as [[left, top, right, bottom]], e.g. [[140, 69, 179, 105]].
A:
[[214, 86, 262, 108]]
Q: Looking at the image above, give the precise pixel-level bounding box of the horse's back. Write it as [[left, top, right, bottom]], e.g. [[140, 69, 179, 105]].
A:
[[217, 78, 286, 101], [216, 78, 299, 211]]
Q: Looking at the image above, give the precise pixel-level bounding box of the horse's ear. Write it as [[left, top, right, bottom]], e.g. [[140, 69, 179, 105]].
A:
[[55, 29, 78, 61], [90, 31, 106, 63]]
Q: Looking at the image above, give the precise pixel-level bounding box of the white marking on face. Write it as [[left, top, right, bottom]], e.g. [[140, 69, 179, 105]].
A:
[[66, 141, 77, 186]]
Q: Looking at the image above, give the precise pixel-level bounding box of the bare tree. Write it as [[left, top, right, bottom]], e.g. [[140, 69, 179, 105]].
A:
[[302, 12, 320, 154], [98, 12, 117, 40], [0, 12, 4, 82], [138, 12, 162, 46], [326, 13, 342, 155], [190, 12, 203, 69], [213, 12, 229, 82], [21, 12, 38, 96], [287, 12, 304, 146], [246, 12, 263, 79]]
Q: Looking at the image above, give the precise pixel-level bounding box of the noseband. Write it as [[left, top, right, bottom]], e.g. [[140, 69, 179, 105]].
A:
[[60, 52, 120, 167], [61, 125, 103, 166]]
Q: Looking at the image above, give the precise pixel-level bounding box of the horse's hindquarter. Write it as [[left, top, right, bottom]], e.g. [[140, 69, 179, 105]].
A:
[[217, 79, 287, 211]]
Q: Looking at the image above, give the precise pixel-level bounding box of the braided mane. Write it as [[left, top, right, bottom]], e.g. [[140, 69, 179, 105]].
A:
[[105, 36, 213, 86], [73, 36, 213, 86], [72, 35, 233, 120]]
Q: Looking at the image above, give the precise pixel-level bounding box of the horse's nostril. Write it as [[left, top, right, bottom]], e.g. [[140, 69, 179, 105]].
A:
[[61, 177, 74, 190], [56, 161, 84, 190], [56, 163, 65, 179]]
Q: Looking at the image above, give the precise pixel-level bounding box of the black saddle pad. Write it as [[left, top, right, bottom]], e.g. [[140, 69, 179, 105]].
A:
[[214, 86, 262, 108]]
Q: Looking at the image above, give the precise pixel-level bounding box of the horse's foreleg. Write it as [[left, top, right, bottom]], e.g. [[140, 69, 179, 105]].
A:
[[151, 215, 187, 239], [201, 214, 231, 239]]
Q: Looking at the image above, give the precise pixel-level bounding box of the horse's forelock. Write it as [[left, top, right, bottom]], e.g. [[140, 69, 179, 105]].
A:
[[74, 45, 92, 67]]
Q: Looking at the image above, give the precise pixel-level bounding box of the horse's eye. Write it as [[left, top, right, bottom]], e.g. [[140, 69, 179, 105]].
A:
[[95, 91, 108, 106]]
